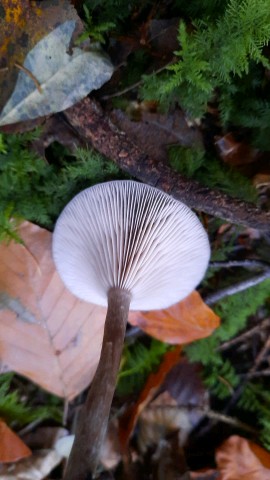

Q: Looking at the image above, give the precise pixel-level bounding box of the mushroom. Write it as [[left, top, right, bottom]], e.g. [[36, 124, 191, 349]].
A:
[[52, 180, 210, 480]]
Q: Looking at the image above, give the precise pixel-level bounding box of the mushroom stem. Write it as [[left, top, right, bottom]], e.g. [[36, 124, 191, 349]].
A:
[[64, 287, 131, 480]]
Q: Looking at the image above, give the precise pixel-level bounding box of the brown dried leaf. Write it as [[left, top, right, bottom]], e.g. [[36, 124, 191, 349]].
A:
[[128, 291, 220, 344], [0, 221, 106, 399], [215, 133, 258, 167], [0, 419, 32, 463], [216, 435, 270, 480], [191, 436, 270, 480]]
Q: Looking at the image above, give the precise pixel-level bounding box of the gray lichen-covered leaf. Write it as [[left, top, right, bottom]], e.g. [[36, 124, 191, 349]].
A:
[[0, 21, 114, 126]]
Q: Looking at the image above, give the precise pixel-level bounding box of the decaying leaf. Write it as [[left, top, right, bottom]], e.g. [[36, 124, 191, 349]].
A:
[[118, 346, 182, 450], [191, 435, 270, 480], [0, 419, 31, 463], [0, 20, 114, 126], [0, 221, 106, 399], [0, 0, 81, 115], [129, 291, 220, 344], [216, 435, 270, 480], [137, 358, 209, 452], [215, 133, 258, 167], [0, 450, 62, 480]]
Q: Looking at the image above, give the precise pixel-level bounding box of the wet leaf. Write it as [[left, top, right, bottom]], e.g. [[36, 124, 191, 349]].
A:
[[0, 20, 113, 126], [0, 419, 31, 463], [0, 221, 106, 399], [129, 291, 220, 344]]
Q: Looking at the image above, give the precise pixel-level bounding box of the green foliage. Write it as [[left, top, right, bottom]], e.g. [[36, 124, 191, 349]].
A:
[[0, 373, 62, 426], [77, 5, 115, 44], [0, 131, 121, 242], [142, 0, 270, 117], [186, 278, 270, 367], [186, 278, 270, 446], [169, 145, 205, 178], [185, 279, 270, 400], [169, 146, 257, 202], [83, 0, 154, 31], [204, 360, 239, 399], [219, 68, 270, 150], [117, 339, 170, 396], [239, 383, 270, 449]]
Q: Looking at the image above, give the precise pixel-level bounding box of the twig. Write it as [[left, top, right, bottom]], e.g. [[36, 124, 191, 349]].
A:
[[14, 62, 42, 93], [218, 318, 270, 352], [63, 98, 270, 231], [149, 405, 258, 434], [210, 260, 270, 270], [102, 61, 174, 100], [204, 409, 258, 434], [243, 368, 270, 378], [18, 417, 44, 437], [224, 336, 270, 414], [248, 337, 270, 376], [204, 270, 270, 305]]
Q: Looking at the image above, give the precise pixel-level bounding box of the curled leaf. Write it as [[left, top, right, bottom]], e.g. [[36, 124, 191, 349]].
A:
[[129, 291, 220, 344]]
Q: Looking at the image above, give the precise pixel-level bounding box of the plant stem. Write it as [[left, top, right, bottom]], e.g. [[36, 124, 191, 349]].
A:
[[64, 287, 131, 480]]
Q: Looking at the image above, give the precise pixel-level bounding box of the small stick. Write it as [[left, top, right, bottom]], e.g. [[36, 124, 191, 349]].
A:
[[63, 97, 270, 231], [210, 260, 270, 270], [205, 270, 270, 305], [248, 337, 270, 376], [14, 62, 42, 93], [218, 318, 270, 351], [102, 61, 174, 100]]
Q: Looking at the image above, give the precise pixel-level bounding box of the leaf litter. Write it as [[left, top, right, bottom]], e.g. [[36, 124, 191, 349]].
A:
[[0, 20, 114, 126], [0, 221, 106, 399]]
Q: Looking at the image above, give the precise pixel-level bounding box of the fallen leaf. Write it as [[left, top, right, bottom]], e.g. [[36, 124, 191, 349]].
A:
[[190, 436, 270, 480], [0, 450, 62, 479], [215, 133, 258, 167], [0, 20, 113, 126], [138, 358, 209, 452], [129, 291, 220, 344], [0, 221, 106, 399], [0, 419, 31, 463], [118, 346, 182, 450], [0, 0, 81, 115], [137, 392, 192, 452], [216, 435, 270, 480]]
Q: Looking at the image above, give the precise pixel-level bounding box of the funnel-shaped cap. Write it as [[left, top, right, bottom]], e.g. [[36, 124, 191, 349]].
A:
[[53, 180, 210, 310]]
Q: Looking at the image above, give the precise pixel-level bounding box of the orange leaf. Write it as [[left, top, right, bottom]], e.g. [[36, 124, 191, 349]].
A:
[[118, 346, 182, 450], [128, 291, 220, 344], [0, 419, 32, 463], [0, 221, 106, 399], [216, 435, 270, 480]]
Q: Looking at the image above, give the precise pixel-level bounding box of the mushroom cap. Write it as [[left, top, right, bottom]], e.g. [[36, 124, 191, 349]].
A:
[[53, 180, 210, 310]]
